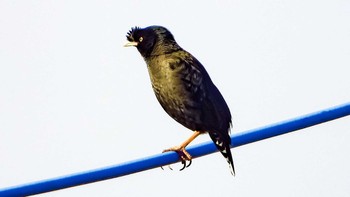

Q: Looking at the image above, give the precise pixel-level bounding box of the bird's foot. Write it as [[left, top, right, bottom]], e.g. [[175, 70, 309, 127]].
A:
[[162, 146, 192, 171]]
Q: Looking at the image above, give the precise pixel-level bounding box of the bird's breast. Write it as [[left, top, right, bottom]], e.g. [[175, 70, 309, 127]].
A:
[[146, 56, 200, 123], [147, 57, 186, 104]]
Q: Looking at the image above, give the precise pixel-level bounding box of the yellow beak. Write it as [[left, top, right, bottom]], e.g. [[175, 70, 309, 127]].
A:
[[124, 41, 138, 47]]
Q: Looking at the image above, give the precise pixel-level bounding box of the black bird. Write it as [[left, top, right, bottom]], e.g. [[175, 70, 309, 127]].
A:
[[124, 26, 234, 175]]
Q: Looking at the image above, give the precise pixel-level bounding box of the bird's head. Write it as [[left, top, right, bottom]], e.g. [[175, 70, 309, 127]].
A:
[[124, 26, 181, 58]]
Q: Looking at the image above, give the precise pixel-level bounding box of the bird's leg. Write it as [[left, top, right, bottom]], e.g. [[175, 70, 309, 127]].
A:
[[162, 131, 201, 170]]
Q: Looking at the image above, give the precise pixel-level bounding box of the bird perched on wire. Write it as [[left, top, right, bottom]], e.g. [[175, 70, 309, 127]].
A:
[[124, 25, 234, 175]]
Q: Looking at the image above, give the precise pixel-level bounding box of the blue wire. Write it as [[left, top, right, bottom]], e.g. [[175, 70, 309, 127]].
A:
[[1, 102, 349, 197]]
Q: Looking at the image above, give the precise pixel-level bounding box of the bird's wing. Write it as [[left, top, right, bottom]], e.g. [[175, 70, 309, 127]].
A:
[[187, 57, 231, 130], [175, 56, 228, 131]]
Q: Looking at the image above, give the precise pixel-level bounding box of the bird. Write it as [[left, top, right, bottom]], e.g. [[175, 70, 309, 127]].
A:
[[124, 25, 234, 175]]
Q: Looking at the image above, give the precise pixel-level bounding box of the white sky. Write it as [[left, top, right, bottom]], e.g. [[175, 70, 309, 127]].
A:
[[1, 0, 350, 196]]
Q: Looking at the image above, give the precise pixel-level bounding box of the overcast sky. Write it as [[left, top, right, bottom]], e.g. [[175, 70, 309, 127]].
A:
[[1, 0, 350, 196]]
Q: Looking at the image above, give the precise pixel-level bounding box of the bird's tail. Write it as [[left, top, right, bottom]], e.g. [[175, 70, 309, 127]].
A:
[[209, 132, 235, 175]]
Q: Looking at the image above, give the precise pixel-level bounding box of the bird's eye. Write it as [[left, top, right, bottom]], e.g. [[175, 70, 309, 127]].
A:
[[139, 37, 143, 42]]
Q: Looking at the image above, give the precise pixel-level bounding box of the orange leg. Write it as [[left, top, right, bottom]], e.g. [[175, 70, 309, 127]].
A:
[[163, 131, 201, 161]]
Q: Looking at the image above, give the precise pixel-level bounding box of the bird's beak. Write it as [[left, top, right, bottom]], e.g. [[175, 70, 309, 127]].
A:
[[124, 41, 138, 47]]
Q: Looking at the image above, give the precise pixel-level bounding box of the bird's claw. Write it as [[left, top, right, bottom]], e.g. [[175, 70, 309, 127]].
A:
[[179, 159, 192, 171], [161, 146, 192, 171], [161, 165, 173, 171]]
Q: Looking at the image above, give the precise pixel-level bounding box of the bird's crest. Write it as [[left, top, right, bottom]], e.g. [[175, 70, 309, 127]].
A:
[[126, 26, 140, 42]]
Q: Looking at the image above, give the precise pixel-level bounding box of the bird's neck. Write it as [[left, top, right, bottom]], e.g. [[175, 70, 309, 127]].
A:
[[150, 42, 182, 57]]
